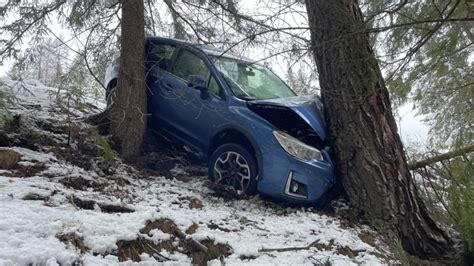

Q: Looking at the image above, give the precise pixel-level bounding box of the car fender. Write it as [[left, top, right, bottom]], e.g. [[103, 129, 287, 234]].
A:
[[104, 56, 120, 89], [208, 107, 279, 181]]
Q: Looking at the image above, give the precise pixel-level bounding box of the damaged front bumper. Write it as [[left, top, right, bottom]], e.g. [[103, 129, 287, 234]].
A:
[[256, 133, 335, 204]]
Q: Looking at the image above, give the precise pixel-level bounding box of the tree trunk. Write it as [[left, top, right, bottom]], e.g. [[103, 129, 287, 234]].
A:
[[109, 0, 146, 159], [305, 0, 455, 260]]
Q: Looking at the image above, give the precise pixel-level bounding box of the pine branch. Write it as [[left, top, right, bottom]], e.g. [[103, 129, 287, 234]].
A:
[[206, 0, 310, 43], [0, 0, 67, 57], [366, 17, 473, 34], [409, 144, 474, 170], [164, 0, 207, 43], [45, 26, 106, 90]]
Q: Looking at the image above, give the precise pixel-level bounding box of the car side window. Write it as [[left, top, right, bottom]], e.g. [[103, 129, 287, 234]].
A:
[[207, 76, 223, 99], [174, 49, 223, 99], [146, 43, 176, 73]]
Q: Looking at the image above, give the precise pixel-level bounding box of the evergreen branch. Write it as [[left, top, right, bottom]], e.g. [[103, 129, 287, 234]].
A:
[[0, 0, 67, 57], [249, 47, 309, 65], [214, 27, 309, 58], [206, 0, 310, 43], [366, 17, 474, 34], [363, 0, 408, 27], [83, 24, 107, 90], [188, 0, 471, 41], [45, 26, 106, 90], [383, 0, 462, 82], [409, 144, 474, 170], [417, 167, 458, 223], [164, 0, 208, 44]]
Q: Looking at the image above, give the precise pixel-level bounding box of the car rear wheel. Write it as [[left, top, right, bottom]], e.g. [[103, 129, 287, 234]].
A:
[[209, 143, 258, 195]]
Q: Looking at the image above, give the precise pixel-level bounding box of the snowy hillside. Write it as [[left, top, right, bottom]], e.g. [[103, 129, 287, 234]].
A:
[[0, 78, 396, 265]]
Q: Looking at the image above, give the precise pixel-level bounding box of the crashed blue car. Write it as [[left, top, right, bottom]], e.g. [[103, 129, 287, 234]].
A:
[[105, 37, 334, 203]]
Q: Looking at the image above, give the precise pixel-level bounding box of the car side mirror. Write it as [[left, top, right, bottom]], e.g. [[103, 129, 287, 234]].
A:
[[187, 75, 208, 92]]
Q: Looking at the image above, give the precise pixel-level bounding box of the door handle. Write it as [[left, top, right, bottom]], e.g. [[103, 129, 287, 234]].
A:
[[164, 82, 174, 91]]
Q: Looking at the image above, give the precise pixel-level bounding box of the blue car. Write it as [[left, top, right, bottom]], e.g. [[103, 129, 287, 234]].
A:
[[105, 37, 334, 203]]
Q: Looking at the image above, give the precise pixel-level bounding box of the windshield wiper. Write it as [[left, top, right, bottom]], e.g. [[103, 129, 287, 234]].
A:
[[238, 95, 257, 101]]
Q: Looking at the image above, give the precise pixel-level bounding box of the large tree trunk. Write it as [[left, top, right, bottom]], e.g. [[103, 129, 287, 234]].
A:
[[110, 0, 146, 159], [305, 0, 455, 260]]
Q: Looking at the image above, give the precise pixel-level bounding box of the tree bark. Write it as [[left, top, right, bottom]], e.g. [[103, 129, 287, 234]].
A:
[[109, 0, 146, 159], [305, 0, 455, 259]]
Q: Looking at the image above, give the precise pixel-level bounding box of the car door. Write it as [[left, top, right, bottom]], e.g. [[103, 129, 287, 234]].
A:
[[146, 42, 183, 132], [169, 48, 229, 150]]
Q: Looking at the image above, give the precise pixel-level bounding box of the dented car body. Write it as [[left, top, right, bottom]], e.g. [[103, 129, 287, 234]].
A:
[[105, 37, 334, 203]]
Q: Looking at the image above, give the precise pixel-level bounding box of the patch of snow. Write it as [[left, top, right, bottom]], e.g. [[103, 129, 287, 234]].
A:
[[8, 147, 57, 163]]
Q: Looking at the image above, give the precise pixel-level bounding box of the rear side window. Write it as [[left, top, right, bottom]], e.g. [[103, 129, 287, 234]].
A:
[[174, 49, 210, 80], [146, 43, 176, 72]]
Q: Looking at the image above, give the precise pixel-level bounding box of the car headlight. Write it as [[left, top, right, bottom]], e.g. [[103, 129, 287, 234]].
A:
[[273, 131, 323, 161]]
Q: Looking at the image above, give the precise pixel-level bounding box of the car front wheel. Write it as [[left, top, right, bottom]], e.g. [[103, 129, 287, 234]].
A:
[[208, 143, 258, 195]]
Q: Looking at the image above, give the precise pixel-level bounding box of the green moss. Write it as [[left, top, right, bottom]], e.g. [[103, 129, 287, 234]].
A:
[[368, 218, 410, 265], [0, 113, 13, 130], [94, 133, 118, 161], [0, 89, 14, 130]]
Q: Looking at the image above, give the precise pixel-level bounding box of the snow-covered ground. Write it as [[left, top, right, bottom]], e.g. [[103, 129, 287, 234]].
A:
[[0, 78, 395, 265]]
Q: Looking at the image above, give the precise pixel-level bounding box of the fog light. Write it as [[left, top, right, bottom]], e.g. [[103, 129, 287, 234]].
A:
[[291, 182, 299, 193], [284, 171, 308, 199]]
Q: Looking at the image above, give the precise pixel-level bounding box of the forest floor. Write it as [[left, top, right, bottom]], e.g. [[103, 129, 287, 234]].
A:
[[0, 78, 397, 265]]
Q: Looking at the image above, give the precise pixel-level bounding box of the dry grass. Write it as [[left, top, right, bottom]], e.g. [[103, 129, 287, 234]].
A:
[[117, 219, 177, 262], [358, 230, 377, 247], [22, 193, 49, 201], [116, 237, 174, 262], [185, 223, 199, 234], [141, 218, 176, 235], [113, 219, 233, 265], [336, 246, 360, 258], [178, 196, 204, 209], [207, 221, 232, 232], [10, 163, 46, 177], [205, 181, 249, 201], [184, 239, 231, 266], [70, 195, 134, 213], [56, 232, 88, 254], [59, 176, 104, 191], [0, 149, 21, 169]]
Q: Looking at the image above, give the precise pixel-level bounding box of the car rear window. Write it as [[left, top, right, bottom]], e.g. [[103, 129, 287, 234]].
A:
[[146, 43, 176, 72]]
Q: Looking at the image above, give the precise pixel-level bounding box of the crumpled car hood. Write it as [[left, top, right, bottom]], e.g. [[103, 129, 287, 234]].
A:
[[247, 95, 327, 141]]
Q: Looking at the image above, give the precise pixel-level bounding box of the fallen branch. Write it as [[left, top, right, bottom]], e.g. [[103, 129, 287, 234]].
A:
[[172, 226, 209, 253], [69, 195, 80, 210], [409, 144, 474, 170], [258, 240, 323, 253], [142, 239, 172, 262], [258, 239, 366, 256]]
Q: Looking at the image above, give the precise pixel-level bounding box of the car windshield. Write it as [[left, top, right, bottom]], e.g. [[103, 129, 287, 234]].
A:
[[212, 57, 296, 100]]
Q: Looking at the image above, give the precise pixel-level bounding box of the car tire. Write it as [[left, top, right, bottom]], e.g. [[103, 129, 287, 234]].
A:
[[208, 143, 258, 195]]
